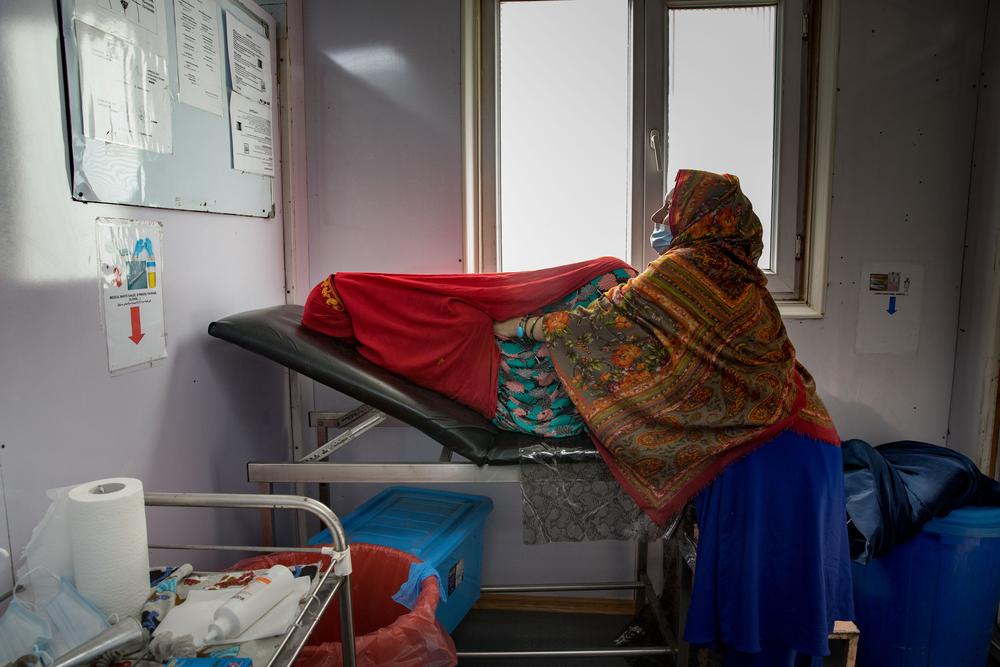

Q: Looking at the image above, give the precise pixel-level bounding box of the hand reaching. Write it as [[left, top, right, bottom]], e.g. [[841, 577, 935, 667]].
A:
[[493, 316, 522, 340]]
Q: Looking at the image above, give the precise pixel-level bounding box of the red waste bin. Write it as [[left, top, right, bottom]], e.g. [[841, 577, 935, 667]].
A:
[[230, 543, 457, 667]]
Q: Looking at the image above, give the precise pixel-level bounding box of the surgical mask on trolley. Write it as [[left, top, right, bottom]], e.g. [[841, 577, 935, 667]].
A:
[[13, 568, 111, 659], [0, 597, 53, 665]]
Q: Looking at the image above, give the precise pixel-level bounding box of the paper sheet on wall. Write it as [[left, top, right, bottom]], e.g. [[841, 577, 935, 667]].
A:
[[174, 0, 223, 115], [855, 262, 924, 355], [229, 91, 274, 176], [225, 11, 272, 106], [76, 21, 173, 153], [74, 0, 168, 57], [97, 218, 167, 373]]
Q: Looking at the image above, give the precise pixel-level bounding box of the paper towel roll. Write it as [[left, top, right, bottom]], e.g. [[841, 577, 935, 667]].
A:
[[68, 478, 150, 620]]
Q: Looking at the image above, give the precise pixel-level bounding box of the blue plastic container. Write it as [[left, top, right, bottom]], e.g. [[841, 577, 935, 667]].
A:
[[309, 487, 493, 632], [851, 505, 1000, 666]]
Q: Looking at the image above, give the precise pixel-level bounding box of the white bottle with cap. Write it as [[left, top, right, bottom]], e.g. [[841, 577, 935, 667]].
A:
[[204, 565, 295, 642]]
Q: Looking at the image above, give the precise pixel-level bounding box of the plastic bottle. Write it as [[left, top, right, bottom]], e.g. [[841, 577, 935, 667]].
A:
[[204, 565, 294, 642]]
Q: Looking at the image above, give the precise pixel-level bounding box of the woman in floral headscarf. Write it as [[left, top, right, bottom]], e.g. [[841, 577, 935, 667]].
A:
[[303, 168, 852, 663], [495, 170, 853, 665]]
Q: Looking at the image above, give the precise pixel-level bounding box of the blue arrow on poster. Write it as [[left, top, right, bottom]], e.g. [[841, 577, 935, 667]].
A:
[[887, 296, 897, 315]]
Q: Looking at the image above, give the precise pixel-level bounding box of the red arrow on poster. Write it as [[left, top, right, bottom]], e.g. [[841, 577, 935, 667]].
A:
[[128, 306, 145, 345]]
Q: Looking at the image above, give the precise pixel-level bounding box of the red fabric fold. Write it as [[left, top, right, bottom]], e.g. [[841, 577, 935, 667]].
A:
[[302, 256, 633, 418]]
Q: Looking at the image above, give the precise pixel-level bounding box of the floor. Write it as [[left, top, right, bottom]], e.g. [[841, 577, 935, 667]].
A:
[[452, 609, 852, 666], [453, 609, 639, 666]]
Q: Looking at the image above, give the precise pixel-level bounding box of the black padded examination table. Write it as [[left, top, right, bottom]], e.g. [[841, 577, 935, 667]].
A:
[[208, 304, 685, 663], [208, 304, 596, 465]]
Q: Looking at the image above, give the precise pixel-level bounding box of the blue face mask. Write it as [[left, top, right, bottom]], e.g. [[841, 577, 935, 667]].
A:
[[0, 599, 52, 665], [15, 570, 110, 657], [650, 223, 672, 255]]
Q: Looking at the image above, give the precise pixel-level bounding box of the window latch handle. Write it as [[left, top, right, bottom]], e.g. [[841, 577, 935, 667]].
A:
[[649, 129, 663, 172]]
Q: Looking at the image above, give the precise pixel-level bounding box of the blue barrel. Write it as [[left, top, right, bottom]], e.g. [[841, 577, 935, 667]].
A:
[[852, 506, 1000, 666]]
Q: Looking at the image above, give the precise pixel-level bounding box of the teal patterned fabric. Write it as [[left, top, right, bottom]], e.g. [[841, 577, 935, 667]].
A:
[[492, 268, 634, 437]]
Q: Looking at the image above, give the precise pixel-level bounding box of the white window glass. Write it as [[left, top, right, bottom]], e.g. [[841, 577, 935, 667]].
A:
[[667, 7, 777, 270], [498, 0, 630, 272]]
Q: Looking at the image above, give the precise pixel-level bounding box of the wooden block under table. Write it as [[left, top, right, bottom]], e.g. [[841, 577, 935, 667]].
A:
[[829, 620, 859, 667]]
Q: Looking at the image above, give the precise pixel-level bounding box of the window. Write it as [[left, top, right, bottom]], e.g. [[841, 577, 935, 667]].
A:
[[464, 0, 840, 316], [667, 6, 778, 271], [496, 0, 631, 272]]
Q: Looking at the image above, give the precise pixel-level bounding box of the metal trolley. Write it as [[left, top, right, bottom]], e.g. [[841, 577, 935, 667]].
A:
[[249, 414, 697, 662], [144, 492, 357, 667]]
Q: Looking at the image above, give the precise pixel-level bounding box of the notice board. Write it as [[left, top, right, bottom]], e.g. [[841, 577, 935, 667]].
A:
[[58, 0, 277, 217]]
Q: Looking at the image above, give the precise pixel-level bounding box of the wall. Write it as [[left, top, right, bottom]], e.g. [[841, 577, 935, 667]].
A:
[[789, 0, 986, 450], [299, 0, 637, 588], [299, 0, 988, 589], [949, 0, 1000, 468], [302, 1, 465, 275], [0, 0, 290, 588]]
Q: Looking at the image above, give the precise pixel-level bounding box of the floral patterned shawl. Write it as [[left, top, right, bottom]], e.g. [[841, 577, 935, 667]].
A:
[[543, 170, 839, 524]]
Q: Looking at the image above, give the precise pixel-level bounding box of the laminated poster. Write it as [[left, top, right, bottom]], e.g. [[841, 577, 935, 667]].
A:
[[97, 218, 167, 373], [855, 262, 924, 355]]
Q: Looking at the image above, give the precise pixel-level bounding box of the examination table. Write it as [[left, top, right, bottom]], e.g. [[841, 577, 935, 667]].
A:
[[209, 304, 694, 662]]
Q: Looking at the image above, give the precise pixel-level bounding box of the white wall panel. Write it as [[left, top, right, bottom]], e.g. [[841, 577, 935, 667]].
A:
[[949, 1, 1000, 466], [0, 0, 289, 571], [789, 0, 985, 448]]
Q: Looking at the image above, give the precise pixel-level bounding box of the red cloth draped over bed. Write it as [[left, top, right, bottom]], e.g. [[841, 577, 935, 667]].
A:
[[302, 256, 632, 419]]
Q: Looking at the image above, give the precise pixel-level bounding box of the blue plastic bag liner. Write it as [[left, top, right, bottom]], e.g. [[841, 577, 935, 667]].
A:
[[392, 562, 446, 610], [842, 439, 1000, 563]]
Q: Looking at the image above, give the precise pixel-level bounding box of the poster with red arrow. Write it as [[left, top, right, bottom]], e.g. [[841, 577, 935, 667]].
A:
[[97, 218, 166, 373]]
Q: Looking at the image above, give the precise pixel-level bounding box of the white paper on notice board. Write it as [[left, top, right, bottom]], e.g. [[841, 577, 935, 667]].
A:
[[855, 262, 924, 355], [229, 91, 274, 176], [225, 11, 272, 106], [97, 218, 167, 373], [77, 21, 173, 153], [74, 0, 169, 56], [174, 0, 223, 115]]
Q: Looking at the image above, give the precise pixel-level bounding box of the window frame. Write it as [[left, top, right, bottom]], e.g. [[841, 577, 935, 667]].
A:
[[663, 0, 800, 295], [462, 0, 839, 317]]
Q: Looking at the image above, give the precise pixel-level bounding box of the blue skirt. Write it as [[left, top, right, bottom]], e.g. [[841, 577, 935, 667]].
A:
[[684, 429, 854, 666]]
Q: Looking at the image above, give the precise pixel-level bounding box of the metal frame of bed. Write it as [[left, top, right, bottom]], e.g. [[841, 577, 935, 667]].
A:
[[247, 411, 696, 663], [209, 305, 696, 663]]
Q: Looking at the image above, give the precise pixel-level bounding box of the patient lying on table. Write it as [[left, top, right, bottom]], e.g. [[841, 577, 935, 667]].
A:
[[301, 169, 840, 521], [302, 170, 854, 663]]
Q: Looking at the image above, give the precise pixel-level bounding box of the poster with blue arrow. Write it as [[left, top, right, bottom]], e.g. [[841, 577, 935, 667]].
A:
[[855, 262, 924, 354]]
